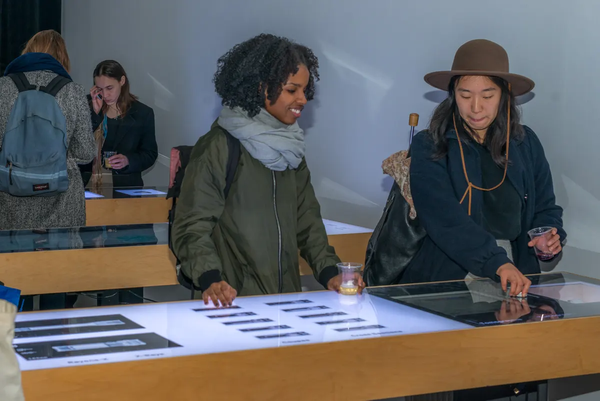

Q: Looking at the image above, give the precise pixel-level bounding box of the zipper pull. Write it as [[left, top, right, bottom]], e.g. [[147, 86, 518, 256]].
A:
[[8, 162, 13, 185]]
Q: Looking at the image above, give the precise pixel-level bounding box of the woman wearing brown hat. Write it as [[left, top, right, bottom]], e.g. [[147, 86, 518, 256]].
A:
[[403, 39, 566, 299]]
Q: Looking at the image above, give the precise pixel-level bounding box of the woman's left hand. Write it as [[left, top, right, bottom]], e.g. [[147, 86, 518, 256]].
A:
[[528, 227, 562, 255], [108, 154, 129, 170]]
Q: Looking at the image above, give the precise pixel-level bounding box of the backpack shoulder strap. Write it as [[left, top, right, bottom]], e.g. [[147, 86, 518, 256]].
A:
[[8, 73, 35, 92], [40, 75, 72, 97], [223, 129, 241, 199]]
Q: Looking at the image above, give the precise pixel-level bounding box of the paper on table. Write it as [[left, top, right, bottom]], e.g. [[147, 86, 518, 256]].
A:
[[114, 189, 167, 196], [322, 219, 373, 235], [84, 191, 104, 199], [14, 291, 466, 371]]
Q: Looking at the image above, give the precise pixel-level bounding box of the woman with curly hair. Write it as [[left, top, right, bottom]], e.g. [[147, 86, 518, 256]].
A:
[[172, 34, 361, 306]]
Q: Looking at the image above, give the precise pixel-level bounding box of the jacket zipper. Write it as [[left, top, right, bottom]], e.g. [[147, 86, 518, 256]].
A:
[[272, 171, 283, 293]]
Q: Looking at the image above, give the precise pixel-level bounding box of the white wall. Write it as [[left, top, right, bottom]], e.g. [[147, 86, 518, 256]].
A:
[[63, 0, 600, 281]]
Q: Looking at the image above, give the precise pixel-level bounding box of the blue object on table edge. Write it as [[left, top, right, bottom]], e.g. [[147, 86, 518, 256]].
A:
[[0, 285, 21, 308]]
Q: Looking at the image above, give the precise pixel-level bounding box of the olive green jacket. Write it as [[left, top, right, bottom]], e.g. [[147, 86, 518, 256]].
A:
[[172, 123, 340, 295]]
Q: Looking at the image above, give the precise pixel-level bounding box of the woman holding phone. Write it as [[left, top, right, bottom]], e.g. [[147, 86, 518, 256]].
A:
[[80, 60, 157, 190], [82, 60, 157, 305]]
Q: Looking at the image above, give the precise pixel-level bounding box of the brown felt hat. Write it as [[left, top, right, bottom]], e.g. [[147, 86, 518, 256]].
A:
[[424, 39, 535, 96]]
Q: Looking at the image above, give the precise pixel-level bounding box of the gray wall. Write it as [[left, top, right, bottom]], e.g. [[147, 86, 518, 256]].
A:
[[63, 0, 599, 281]]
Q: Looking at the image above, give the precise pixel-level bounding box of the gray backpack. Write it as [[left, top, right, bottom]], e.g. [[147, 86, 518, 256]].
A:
[[0, 72, 71, 197]]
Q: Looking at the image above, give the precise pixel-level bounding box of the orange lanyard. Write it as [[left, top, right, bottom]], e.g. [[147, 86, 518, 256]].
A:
[[453, 92, 511, 216]]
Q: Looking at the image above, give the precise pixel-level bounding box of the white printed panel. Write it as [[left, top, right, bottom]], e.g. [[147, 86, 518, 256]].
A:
[[14, 291, 468, 371]]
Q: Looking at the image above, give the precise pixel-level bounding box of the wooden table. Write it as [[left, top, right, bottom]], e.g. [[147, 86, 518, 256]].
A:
[[18, 273, 600, 400], [0, 244, 177, 296], [21, 317, 600, 400], [0, 224, 371, 296], [1, 236, 370, 296], [85, 197, 171, 226], [0, 223, 177, 296], [86, 194, 372, 272]]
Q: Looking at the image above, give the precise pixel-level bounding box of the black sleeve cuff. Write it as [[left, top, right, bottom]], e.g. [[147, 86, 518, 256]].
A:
[[198, 269, 222, 292], [318, 265, 339, 289]]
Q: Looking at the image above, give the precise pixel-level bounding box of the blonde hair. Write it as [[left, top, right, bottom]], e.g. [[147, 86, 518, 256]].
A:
[[22, 30, 71, 73]]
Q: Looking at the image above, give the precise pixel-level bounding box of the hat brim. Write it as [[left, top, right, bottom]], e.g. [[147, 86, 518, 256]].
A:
[[424, 70, 535, 97]]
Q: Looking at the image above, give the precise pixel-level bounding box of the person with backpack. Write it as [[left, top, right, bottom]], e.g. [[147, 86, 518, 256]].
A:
[[172, 34, 363, 307], [400, 39, 566, 296], [79, 60, 157, 191], [0, 30, 96, 310], [0, 30, 95, 229]]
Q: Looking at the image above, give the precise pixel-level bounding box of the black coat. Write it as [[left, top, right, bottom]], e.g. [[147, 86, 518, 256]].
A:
[[80, 98, 157, 187], [403, 125, 566, 284]]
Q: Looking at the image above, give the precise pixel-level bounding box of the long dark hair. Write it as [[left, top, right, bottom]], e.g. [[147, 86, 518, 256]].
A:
[[93, 60, 138, 116], [428, 75, 523, 166]]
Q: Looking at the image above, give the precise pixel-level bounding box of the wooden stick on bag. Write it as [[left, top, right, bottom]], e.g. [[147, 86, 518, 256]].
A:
[[409, 113, 419, 145]]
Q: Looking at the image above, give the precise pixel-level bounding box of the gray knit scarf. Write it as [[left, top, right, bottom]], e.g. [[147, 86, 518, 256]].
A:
[[218, 106, 305, 171]]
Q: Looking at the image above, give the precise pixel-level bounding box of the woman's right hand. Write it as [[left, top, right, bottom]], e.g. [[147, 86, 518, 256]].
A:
[[496, 263, 532, 297], [203, 281, 237, 307], [90, 86, 103, 114]]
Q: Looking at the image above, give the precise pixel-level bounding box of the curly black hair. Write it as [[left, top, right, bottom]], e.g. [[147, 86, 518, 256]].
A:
[[213, 33, 319, 117]]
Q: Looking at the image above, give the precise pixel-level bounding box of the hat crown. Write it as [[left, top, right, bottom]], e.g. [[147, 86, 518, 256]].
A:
[[451, 39, 509, 73]]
